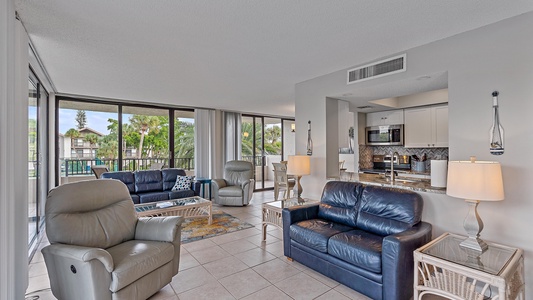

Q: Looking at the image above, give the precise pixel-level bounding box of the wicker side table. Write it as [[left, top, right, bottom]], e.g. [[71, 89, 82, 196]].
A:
[[414, 233, 525, 300], [261, 199, 318, 241]]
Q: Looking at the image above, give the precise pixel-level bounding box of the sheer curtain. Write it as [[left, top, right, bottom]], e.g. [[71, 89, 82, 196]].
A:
[[223, 112, 242, 162], [194, 109, 224, 179]]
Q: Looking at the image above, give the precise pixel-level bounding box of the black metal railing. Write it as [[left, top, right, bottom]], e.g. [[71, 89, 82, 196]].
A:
[[60, 157, 194, 177], [242, 155, 265, 167]]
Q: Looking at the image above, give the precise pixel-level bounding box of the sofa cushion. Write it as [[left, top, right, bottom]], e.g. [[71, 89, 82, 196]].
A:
[[130, 194, 140, 204], [318, 181, 363, 228], [290, 219, 353, 253], [138, 191, 169, 204], [101, 171, 135, 193], [172, 175, 194, 191], [135, 170, 163, 193], [107, 240, 174, 292], [328, 229, 383, 274], [168, 189, 195, 200], [162, 168, 187, 191], [356, 185, 423, 236]]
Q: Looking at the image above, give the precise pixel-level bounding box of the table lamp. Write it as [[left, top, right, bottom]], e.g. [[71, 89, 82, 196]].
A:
[[287, 155, 311, 203], [446, 157, 504, 253]]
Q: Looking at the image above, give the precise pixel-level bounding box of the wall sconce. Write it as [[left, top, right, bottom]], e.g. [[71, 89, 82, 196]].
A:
[[291, 124, 295, 132], [243, 132, 249, 138]]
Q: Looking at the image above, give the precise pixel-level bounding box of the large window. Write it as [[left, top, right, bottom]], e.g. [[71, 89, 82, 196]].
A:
[[57, 98, 195, 184]]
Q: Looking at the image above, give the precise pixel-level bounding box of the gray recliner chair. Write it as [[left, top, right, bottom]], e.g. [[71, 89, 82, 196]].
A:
[[212, 160, 255, 206], [41, 179, 183, 300]]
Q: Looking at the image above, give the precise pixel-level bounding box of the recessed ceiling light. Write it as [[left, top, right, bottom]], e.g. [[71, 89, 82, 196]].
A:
[[417, 76, 432, 80]]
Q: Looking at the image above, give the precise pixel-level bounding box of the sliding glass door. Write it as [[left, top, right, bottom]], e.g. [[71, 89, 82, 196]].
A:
[[242, 115, 294, 191], [28, 71, 48, 249]]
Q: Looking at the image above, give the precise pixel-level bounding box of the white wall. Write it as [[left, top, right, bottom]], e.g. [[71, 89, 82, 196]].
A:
[[296, 12, 533, 292], [0, 2, 30, 297]]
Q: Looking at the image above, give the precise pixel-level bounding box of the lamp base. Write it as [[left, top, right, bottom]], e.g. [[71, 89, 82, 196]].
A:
[[460, 236, 488, 253], [460, 199, 488, 253]]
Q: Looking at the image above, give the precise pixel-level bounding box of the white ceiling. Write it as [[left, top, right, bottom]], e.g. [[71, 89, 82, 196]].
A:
[[15, 1, 533, 117]]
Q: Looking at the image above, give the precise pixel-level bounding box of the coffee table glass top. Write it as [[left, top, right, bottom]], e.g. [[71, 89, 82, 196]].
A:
[[266, 198, 319, 209], [421, 233, 517, 275], [135, 196, 209, 213]]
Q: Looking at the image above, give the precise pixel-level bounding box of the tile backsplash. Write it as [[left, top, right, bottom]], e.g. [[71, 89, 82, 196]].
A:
[[359, 145, 449, 172]]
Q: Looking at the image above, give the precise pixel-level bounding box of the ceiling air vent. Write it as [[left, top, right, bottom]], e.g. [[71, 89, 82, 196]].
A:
[[347, 54, 406, 84]]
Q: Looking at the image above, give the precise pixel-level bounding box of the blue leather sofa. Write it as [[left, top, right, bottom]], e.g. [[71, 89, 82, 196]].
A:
[[100, 168, 200, 204], [282, 181, 432, 300]]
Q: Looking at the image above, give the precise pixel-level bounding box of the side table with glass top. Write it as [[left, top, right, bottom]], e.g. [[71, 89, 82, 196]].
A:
[[262, 198, 319, 241], [414, 232, 525, 300]]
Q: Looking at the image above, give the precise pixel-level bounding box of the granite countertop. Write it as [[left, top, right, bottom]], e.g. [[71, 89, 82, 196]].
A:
[[332, 173, 446, 194]]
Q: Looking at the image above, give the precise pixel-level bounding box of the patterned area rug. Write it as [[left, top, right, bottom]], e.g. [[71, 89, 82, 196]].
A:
[[181, 210, 255, 244]]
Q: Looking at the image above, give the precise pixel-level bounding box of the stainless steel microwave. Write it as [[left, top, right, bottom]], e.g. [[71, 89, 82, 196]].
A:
[[365, 124, 404, 146]]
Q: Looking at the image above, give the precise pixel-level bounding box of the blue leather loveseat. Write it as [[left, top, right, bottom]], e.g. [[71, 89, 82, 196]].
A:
[[282, 181, 432, 300], [100, 168, 200, 204]]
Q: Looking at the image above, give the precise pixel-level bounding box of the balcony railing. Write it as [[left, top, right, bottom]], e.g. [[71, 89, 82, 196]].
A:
[[60, 157, 194, 177]]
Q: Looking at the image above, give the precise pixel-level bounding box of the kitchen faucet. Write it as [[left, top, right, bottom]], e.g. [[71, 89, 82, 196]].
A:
[[390, 152, 400, 182]]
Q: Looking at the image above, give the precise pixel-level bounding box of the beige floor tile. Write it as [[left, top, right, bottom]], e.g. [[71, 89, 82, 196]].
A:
[[28, 261, 48, 278], [263, 240, 285, 257], [266, 228, 283, 239], [334, 284, 373, 300], [182, 238, 217, 252], [178, 281, 236, 300], [170, 265, 217, 294], [252, 258, 300, 283], [189, 245, 230, 264], [178, 251, 200, 271], [314, 289, 350, 300], [218, 269, 271, 299], [203, 256, 249, 279], [219, 239, 258, 254], [274, 272, 330, 300], [147, 284, 179, 300], [241, 216, 262, 225], [235, 247, 277, 267], [302, 266, 341, 288], [26, 273, 50, 295], [245, 233, 280, 247], [240, 285, 292, 300]]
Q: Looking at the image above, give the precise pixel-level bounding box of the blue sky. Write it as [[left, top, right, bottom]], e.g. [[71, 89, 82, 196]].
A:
[[58, 109, 194, 135]]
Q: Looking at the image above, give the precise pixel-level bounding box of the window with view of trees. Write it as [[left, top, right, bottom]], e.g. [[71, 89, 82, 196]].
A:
[[57, 99, 195, 184]]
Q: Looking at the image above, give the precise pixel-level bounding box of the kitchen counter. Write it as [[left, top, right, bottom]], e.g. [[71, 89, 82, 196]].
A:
[[331, 173, 446, 194]]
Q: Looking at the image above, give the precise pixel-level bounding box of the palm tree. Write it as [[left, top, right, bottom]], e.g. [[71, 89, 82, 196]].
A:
[[84, 133, 99, 158], [128, 115, 160, 158], [64, 128, 80, 158]]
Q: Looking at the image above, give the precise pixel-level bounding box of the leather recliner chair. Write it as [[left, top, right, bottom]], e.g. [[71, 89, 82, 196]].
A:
[[41, 179, 183, 300], [212, 160, 255, 206]]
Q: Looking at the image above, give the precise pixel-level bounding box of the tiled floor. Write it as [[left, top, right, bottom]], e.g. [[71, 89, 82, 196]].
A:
[[26, 191, 373, 300]]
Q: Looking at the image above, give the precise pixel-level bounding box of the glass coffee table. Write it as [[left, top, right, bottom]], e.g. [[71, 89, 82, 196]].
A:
[[135, 196, 212, 225], [262, 198, 319, 241]]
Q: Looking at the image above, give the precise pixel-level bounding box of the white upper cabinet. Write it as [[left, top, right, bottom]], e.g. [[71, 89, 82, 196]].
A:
[[366, 110, 404, 127], [404, 105, 448, 148]]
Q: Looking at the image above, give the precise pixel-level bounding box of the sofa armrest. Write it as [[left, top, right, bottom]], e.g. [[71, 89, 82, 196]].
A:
[[135, 216, 184, 243], [282, 204, 319, 257], [211, 179, 227, 202], [241, 179, 255, 204], [42, 244, 114, 272], [382, 221, 432, 300]]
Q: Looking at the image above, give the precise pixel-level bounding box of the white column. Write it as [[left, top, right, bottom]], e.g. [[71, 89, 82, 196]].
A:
[[0, 2, 30, 298]]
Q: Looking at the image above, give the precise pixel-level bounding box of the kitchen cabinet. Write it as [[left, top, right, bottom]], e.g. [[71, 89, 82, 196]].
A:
[[404, 105, 448, 148], [366, 110, 404, 127]]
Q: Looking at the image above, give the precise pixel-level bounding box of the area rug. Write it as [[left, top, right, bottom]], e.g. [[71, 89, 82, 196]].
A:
[[180, 210, 255, 244]]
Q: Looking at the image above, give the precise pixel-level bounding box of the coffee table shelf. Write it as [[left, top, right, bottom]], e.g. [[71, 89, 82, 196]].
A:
[[135, 196, 212, 225]]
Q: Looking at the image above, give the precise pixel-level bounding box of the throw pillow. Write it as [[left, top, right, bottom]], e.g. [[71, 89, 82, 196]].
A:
[[172, 175, 194, 191]]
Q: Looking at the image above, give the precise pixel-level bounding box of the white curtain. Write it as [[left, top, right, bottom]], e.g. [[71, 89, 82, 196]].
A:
[[223, 112, 242, 162], [194, 109, 224, 179]]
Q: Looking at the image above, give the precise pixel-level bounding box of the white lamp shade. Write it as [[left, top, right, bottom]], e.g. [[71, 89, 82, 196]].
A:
[[287, 155, 311, 176], [446, 160, 504, 201]]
